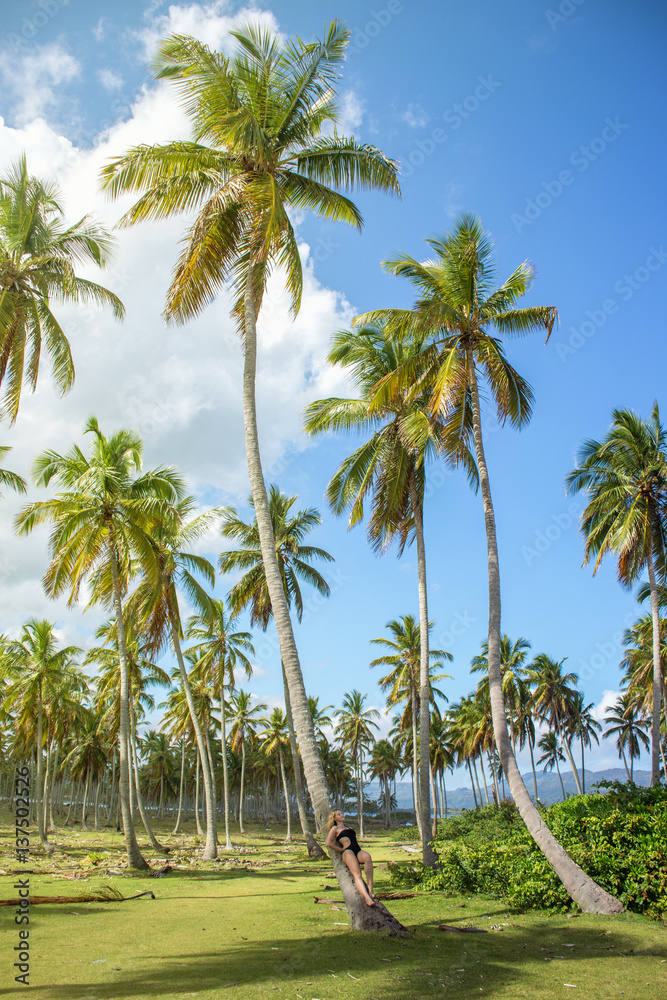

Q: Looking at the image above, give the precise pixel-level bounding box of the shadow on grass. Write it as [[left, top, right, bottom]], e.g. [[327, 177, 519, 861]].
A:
[[6, 917, 666, 999]]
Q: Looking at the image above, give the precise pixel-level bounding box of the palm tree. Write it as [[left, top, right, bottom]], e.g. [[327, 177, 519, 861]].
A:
[[0, 155, 124, 422], [305, 325, 472, 865], [565, 693, 601, 794], [333, 690, 380, 838], [186, 599, 254, 848], [228, 689, 266, 835], [15, 417, 183, 869], [130, 494, 222, 859], [528, 654, 583, 794], [370, 615, 450, 836], [566, 404, 667, 786], [258, 708, 292, 840], [537, 731, 567, 801], [367, 739, 401, 828], [356, 215, 622, 912], [62, 709, 111, 829], [219, 485, 331, 853], [139, 730, 178, 820], [0, 447, 26, 496], [621, 611, 667, 742], [100, 26, 406, 932], [470, 635, 531, 751], [603, 693, 650, 781], [2, 619, 81, 852]]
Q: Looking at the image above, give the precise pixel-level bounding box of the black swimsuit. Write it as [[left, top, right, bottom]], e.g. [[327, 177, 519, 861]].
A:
[[336, 826, 362, 857]]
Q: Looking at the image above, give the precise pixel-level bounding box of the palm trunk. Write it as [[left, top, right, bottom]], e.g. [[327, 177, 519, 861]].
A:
[[580, 735, 586, 795], [410, 692, 423, 838], [278, 745, 291, 842], [241, 285, 406, 934], [528, 735, 539, 803], [35, 683, 53, 854], [429, 762, 438, 838], [219, 679, 232, 849], [239, 737, 246, 835], [130, 706, 164, 852], [556, 715, 582, 795], [281, 664, 324, 856], [410, 471, 437, 866], [467, 758, 479, 808], [620, 744, 631, 782], [467, 355, 623, 914], [106, 755, 117, 828], [48, 742, 59, 830], [647, 547, 663, 785], [478, 754, 491, 806], [195, 753, 204, 835], [109, 542, 148, 869], [94, 778, 101, 828], [172, 739, 185, 835], [81, 773, 90, 830]]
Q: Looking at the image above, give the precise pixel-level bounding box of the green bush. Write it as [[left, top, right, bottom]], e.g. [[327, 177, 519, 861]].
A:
[[397, 782, 667, 917]]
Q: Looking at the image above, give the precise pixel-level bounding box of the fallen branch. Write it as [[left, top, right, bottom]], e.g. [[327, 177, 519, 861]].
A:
[[438, 924, 488, 933], [0, 886, 155, 907]]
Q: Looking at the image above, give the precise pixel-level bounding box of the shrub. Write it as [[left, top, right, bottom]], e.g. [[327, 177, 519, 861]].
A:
[[399, 783, 667, 918]]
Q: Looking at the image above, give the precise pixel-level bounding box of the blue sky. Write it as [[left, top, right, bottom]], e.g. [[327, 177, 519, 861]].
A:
[[1, 0, 665, 777]]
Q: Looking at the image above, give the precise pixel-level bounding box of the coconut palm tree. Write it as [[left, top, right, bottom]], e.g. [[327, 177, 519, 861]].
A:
[[367, 738, 401, 828], [528, 653, 582, 794], [305, 324, 473, 865], [100, 21, 407, 932], [356, 215, 622, 912], [470, 635, 531, 751], [0, 155, 124, 422], [603, 693, 650, 781], [15, 416, 183, 869], [228, 689, 266, 835], [258, 708, 292, 840], [186, 599, 254, 848], [2, 619, 82, 852], [566, 404, 667, 785], [564, 692, 601, 794], [370, 615, 450, 835], [0, 447, 26, 496], [333, 690, 380, 838], [62, 708, 111, 829], [219, 485, 332, 853], [537, 731, 567, 801], [130, 494, 223, 859], [621, 612, 667, 731]]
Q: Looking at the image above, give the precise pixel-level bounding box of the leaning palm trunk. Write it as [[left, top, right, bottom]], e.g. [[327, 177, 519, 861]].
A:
[[281, 665, 324, 855], [242, 287, 405, 933], [468, 356, 623, 913], [129, 705, 165, 852], [109, 544, 148, 869], [527, 737, 539, 803], [646, 548, 663, 785], [557, 716, 582, 794], [277, 745, 291, 842], [169, 611, 217, 858], [410, 473, 436, 866]]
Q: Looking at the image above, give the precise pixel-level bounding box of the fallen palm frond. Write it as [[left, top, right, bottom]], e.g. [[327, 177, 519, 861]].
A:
[[0, 885, 155, 906], [438, 923, 487, 933]]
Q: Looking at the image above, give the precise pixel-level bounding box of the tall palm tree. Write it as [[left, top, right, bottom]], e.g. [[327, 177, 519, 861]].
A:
[[367, 738, 401, 828], [333, 690, 380, 837], [100, 26, 406, 931], [0, 155, 124, 422], [566, 404, 667, 785], [565, 692, 601, 794], [470, 634, 531, 751], [528, 653, 583, 794], [603, 692, 650, 781], [219, 485, 331, 853], [2, 619, 82, 852], [186, 599, 254, 848], [228, 689, 266, 835], [370, 615, 450, 836], [537, 731, 567, 802], [305, 325, 473, 865], [258, 707, 292, 840], [15, 416, 183, 869], [357, 215, 622, 912], [130, 494, 222, 859]]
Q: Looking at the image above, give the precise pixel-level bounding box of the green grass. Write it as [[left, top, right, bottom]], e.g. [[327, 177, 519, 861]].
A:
[[1, 815, 665, 999]]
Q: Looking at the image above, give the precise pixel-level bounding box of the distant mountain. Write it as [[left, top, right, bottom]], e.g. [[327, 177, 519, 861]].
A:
[[364, 768, 652, 813]]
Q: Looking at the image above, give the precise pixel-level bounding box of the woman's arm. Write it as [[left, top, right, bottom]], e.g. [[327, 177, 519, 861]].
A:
[[325, 828, 343, 852]]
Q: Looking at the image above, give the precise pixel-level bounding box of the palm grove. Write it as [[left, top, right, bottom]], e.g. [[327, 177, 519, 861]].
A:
[[1, 21, 665, 928]]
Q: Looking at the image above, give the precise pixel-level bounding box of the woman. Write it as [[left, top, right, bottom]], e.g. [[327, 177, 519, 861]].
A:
[[325, 808, 376, 907]]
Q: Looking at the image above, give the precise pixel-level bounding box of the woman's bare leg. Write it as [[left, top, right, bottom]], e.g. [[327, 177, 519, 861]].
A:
[[359, 850, 374, 896], [342, 850, 375, 906]]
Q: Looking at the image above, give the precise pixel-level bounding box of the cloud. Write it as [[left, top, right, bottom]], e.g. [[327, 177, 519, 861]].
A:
[[0, 41, 80, 125], [339, 91, 365, 133], [401, 102, 429, 128], [97, 68, 123, 91], [136, 1, 282, 63]]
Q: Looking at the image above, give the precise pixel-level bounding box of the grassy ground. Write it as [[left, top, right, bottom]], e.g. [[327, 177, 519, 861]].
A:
[[1, 815, 665, 999]]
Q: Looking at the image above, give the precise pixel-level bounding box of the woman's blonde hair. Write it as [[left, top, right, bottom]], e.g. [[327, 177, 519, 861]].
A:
[[326, 809, 340, 832]]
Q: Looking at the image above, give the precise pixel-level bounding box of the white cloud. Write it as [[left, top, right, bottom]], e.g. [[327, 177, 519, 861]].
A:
[[401, 102, 429, 128], [136, 1, 282, 63], [0, 42, 80, 125], [339, 90, 365, 133], [97, 68, 123, 92]]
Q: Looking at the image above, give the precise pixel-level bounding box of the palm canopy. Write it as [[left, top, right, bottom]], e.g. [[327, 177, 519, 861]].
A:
[[14, 416, 184, 606], [100, 21, 399, 324], [565, 403, 667, 583], [0, 155, 124, 423], [186, 598, 254, 694], [219, 483, 333, 629], [357, 213, 557, 453], [304, 323, 476, 553], [527, 653, 578, 732]]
